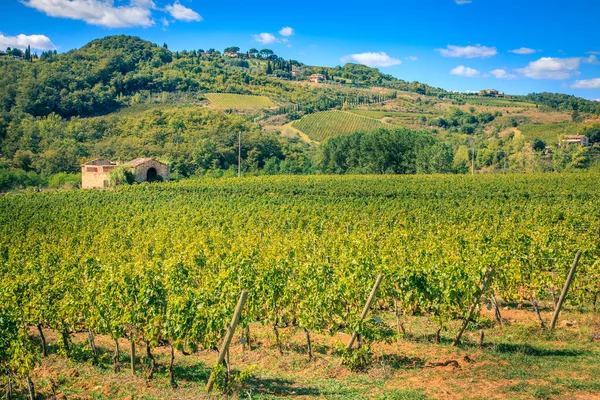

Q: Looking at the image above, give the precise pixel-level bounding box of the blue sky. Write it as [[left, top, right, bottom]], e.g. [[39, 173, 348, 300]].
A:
[[1, 0, 600, 99]]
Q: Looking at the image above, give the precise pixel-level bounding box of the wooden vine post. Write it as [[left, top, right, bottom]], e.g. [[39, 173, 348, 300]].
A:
[[550, 251, 582, 330], [453, 267, 494, 347], [346, 273, 384, 351], [206, 289, 248, 393]]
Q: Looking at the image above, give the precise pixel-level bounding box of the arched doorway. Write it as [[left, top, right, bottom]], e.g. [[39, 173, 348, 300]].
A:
[[146, 167, 158, 181]]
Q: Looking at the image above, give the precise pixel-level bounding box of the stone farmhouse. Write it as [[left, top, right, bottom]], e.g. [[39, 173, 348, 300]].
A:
[[562, 135, 590, 147], [81, 157, 170, 189], [309, 73, 325, 83]]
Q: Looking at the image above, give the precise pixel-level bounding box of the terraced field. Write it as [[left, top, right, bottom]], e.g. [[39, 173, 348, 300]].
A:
[[292, 110, 391, 142], [205, 93, 275, 109]]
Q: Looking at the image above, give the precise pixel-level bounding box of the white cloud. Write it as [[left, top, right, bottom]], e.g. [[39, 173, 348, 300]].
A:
[[490, 68, 517, 79], [586, 55, 600, 65], [0, 33, 57, 50], [437, 44, 497, 58], [21, 0, 156, 28], [161, 17, 169, 29], [455, 0, 472, 4], [450, 65, 480, 77], [165, 1, 202, 22], [509, 47, 537, 55], [279, 27, 293, 37], [517, 57, 582, 79], [587, 51, 600, 55], [252, 32, 277, 44], [406, 56, 418, 61], [341, 52, 402, 67], [571, 78, 600, 89]]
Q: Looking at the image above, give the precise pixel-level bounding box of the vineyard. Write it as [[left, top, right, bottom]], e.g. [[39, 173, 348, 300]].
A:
[[205, 93, 275, 109], [292, 110, 391, 142], [1, 174, 600, 398], [519, 122, 582, 144], [459, 97, 536, 108]]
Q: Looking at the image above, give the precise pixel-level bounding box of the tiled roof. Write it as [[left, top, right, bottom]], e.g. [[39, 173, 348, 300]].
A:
[[82, 158, 116, 166]]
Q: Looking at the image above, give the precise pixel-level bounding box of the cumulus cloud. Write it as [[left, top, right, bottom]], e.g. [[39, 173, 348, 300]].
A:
[[165, 1, 202, 22], [21, 0, 155, 28], [571, 78, 600, 89], [279, 27, 293, 37], [341, 52, 402, 67], [450, 65, 480, 77], [252, 33, 277, 44], [437, 44, 497, 58], [517, 57, 583, 79], [509, 47, 537, 55], [0, 33, 57, 50], [490, 68, 517, 79]]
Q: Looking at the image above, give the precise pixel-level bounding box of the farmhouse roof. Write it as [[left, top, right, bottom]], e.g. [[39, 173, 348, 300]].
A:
[[565, 135, 587, 139], [127, 158, 166, 167], [82, 158, 116, 166]]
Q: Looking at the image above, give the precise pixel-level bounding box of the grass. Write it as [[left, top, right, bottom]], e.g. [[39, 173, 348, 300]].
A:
[[291, 110, 391, 142], [205, 93, 275, 109], [519, 122, 581, 144], [11, 307, 600, 400]]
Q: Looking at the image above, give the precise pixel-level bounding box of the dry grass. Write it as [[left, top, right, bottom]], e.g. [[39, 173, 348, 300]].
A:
[[8, 305, 600, 400]]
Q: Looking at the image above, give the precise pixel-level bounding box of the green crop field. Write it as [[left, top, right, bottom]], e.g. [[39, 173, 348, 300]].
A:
[[350, 110, 430, 119], [205, 93, 275, 109], [2, 174, 600, 399], [520, 122, 582, 144], [462, 97, 536, 108], [292, 110, 390, 142]]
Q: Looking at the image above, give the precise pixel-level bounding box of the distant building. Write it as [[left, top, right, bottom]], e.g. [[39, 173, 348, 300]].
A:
[[309, 73, 325, 83], [81, 158, 117, 189], [562, 135, 590, 146], [224, 52, 239, 57], [291, 70, 302, 78], [126, 158, 170, 183], [479, 89, 500, 96], [81, 158, 170, 189]]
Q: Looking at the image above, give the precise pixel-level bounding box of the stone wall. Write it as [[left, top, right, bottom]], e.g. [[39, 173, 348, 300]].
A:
[[81, 165, 115, 189], [131, 160, 170, 183]]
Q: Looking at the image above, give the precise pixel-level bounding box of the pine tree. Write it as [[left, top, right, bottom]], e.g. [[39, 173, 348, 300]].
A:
[[266, 61, 273, 75]]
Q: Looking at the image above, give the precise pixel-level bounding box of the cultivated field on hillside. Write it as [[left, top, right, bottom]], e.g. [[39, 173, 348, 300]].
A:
[[292, 110, 390, 141], [1, 174, 600, 398], [205, 93, 275, 109], [520, 122, 582, 144], [461, 97, 537, 108]]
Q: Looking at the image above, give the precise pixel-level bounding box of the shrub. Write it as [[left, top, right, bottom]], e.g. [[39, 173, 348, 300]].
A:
[[108, 166, 134, 187], [48, 172, 81, 189]]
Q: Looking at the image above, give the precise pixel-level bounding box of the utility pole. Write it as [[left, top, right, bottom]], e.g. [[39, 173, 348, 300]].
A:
[[471, 135, 475, 175], [238, 131, 242, 178]]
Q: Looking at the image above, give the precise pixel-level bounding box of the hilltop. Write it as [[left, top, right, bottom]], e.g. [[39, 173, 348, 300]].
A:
[[1, 35, 600, 189]]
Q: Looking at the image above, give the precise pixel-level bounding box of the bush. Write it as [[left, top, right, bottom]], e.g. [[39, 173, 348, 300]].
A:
[[108, 166, 134, 186], [48, 172, 81, 189]]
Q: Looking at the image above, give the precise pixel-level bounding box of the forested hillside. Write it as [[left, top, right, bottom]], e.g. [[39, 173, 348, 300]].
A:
[[1, 35, 600, 190]]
